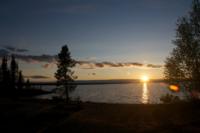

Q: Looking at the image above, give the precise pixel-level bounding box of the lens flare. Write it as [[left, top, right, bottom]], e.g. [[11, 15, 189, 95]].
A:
[[169, 85, 179, 92]]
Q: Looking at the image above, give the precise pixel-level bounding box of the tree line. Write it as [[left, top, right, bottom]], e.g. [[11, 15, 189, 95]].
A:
[[0, 55, 26, 98], [0, 45, 76, 102]]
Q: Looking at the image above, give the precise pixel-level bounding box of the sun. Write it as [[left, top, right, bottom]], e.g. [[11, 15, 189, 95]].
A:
[[141, 75, 149, 82]]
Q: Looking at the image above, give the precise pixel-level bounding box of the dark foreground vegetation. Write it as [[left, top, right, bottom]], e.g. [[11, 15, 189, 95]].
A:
[[0, 98, 81, 133], [0, 55, 51, 99], [1, 99, 200, 133]]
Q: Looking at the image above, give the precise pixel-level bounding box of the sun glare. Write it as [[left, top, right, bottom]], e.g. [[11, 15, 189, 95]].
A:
[[141, 75, 149, 82], [169, 85, 179, 92]]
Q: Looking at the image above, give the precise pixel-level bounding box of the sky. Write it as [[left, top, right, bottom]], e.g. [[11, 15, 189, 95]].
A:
[[0, 0, 191, 81]]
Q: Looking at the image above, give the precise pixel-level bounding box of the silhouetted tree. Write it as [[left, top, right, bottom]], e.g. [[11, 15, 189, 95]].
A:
[[10, 55, 19, 96], [55, 45, 77, 102], [0, 66, 2, 83], [1, 56, 10, 95], [25, 79, 31, 89], [17, 70, 24, 90], [0, 56, 25, 98], [2, 57, 8, 82], [0, 66, 2, 91], [165, 0, 200, 96]]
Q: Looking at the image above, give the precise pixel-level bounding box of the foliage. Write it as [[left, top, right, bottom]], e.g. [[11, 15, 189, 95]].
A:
[[10, 55, 19, 95], [25, 79, 31, 89], [164, 0, 200, 95], [17, 70, 24, 90], [0, 55, 24, 98], [160, 94, 181, 104], [55, 45, 77, 102]]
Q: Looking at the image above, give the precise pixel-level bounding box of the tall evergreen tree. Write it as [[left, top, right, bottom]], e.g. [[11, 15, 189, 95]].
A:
[[0, 65, 2, 83], [55, 45, 77, 102], [17, 70, 24, 90], [25, 79, 31, 89], [164, 0, 200, 95], [0, 65, 2, 91], [1, 56, 10, 95], [2, 56, 8, 82], [10, 55, 18, 91]]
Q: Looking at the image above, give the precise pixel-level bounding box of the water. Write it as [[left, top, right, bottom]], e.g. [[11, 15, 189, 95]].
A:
[[37, 82, 186, 104]]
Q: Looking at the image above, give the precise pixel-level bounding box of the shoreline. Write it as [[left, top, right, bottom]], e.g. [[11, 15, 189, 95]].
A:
[[1, 99, 200, 132]]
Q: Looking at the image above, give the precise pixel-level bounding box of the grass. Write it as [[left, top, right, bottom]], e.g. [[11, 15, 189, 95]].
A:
[[1, 99, 200, 133]]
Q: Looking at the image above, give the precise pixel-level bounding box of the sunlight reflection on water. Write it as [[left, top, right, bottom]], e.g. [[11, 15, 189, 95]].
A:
[[37, 83, 186, 104], [142, 83, 149, 104]]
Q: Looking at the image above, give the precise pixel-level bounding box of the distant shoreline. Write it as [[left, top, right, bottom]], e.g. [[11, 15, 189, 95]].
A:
[[28, 79, 167, 85]]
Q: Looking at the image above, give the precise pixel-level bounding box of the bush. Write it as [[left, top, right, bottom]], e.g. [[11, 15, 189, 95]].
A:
[[160, 94, 181, 104]]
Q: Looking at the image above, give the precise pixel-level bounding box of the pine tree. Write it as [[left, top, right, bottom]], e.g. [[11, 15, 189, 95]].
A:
[[0, 66, 2, 83], [0, 65, 2, 92], [25, 79, 31, 89], [10, 55, 18, 92], [17, 70, 24, 90], [1, 56, 10, 95], [55, 45, 77, 102]]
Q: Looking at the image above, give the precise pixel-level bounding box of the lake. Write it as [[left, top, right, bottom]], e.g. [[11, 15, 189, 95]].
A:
[[37, 82, 186, 104]]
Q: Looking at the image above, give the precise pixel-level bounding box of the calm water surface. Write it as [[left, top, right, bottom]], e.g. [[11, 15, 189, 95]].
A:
[[38, 82, 186, 104]]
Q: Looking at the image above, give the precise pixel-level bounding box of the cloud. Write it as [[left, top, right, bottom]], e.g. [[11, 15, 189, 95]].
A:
[[0, 48, 162, 69], [0, 49, 9, 56], [76, 61, 141, 69], [4, 46, 29, 53], [14, 54, 56, 63], [0, 49, 57, 67], [76, 60, 162, 69], [25, 75, 50, 79], [147, 64, 162, 68]]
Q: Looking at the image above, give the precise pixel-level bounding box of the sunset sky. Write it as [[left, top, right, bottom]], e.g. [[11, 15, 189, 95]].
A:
[[0, 0, 191, 81]]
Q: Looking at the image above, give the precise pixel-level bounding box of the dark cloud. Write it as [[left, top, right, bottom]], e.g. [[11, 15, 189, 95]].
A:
[[0, 49, 9, 56], [102, 62, 122, 67], [76, 61, 144, 68], [0, 48, 162, 69], [100, 62, 144, 68], [0, 50, 57, 67], [25, 75, 50, 79], [76, 60, 161, 69], [16, 49, 29, 52], [147, 64, 162, 68], [95, 63, 104, 68], [4, 46, 29, 53], [128, 62, 143, 67], [14, 54, 56, 63]]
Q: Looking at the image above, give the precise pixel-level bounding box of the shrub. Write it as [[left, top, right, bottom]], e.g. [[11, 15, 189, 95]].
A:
[[160, 94, 181, 104]]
